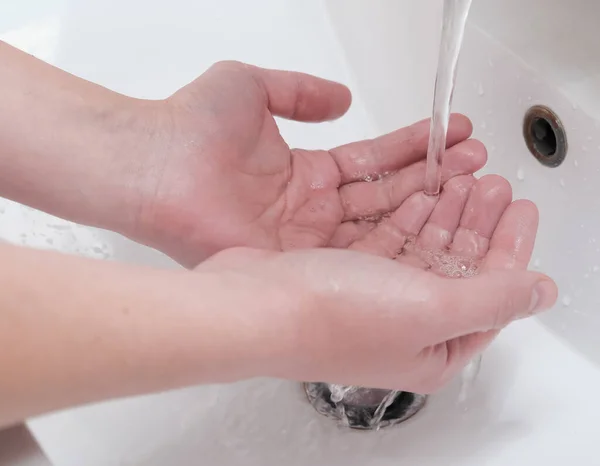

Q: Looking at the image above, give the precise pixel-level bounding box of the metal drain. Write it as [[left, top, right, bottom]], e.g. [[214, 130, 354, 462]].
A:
[[305, 383, 427, 430], [523, 105, 567, 167]]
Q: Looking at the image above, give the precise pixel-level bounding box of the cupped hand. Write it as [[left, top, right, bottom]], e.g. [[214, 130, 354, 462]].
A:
[[197, 204, 557, 393], [129, 61, 484, 267]]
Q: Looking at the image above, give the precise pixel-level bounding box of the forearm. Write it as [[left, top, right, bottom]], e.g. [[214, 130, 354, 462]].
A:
[[0, 41, 155, 234], [0, 244, 279, 428]]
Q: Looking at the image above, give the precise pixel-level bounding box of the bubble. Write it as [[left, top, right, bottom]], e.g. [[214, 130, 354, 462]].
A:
[[404, 243, 480, 279], [329, 385, 353, 403]]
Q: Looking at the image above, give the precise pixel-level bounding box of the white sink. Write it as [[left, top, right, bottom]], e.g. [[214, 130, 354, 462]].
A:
[[2, 0, 600, 464]]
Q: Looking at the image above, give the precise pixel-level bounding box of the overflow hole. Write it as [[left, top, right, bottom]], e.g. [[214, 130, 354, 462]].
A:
[[523, 106, 567, 167]]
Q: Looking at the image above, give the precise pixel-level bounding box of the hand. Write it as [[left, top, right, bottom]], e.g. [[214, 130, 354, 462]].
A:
[[197, 230, 556, 394], [126, 61, 485, 267]]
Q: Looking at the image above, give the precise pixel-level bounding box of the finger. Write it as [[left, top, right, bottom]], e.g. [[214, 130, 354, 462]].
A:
[[330, 114, 473, 184], [340, 139, 486, 222], [395, 175, 475, 270], [428, 270, 557, 341], [415, 175, 476, 251], [450, 175, 512, 258], [482, 200, 539, 271], [247, 64, 352, 122], [349, 192, 437, 258], [329, 221, 377, 249]]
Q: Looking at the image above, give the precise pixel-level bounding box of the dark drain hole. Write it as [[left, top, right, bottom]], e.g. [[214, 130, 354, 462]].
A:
[[305, 383, 427, 431], [531, 117, 557, 157], [523, 105, 567, 168]]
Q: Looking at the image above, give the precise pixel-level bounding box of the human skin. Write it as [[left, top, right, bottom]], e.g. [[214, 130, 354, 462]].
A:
[[0, 41, 484, 267], [0, 41, 558, 427]]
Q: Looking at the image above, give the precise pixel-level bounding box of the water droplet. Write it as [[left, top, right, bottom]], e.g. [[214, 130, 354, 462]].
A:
[[562, 295, 572, 307], [527, 96, 532, 101], [593, 265, 600, 273], [477, 83, 484, 96], [487, 57, 494, 67], [480, 121, 487, 130], [533, 258, 541, 269], [560, 178, 566, 187], [572, 102, 578, 110], [516, 168, 525, 181]]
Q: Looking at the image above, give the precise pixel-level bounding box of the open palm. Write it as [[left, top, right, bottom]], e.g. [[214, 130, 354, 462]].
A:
[[133, 61, 509, 269]]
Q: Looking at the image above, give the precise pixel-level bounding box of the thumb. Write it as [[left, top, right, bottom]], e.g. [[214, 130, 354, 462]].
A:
[[432, 270, 558, 340], [247, 65, 352, 122]]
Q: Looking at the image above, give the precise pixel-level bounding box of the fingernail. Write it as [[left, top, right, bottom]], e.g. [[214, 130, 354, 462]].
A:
[[529, 280, 556, 313]]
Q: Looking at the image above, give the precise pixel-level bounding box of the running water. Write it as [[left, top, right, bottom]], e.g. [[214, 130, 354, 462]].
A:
[[424, 0, 474, 196], [307, 2, 479, 426]]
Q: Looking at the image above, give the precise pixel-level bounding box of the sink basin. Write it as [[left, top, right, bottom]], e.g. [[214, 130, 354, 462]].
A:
[[327, 0, 600, 367], [1, 0, 600, 464]]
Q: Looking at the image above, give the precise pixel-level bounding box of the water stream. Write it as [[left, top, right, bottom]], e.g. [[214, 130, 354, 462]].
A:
[[307, 0, 479, 428], [424, 0, 474, 196], [424, 0, 482, 405]]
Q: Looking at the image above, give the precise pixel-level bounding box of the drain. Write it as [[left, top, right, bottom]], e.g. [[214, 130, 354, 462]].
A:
[[304, 383, 427, 430], [523, 105, 567, 167]]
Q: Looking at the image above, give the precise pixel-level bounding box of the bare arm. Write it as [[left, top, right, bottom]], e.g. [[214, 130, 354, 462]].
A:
[[0, 40, 149, 235], [0, 244, 282, 428], [0, 240, 555, 428]]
